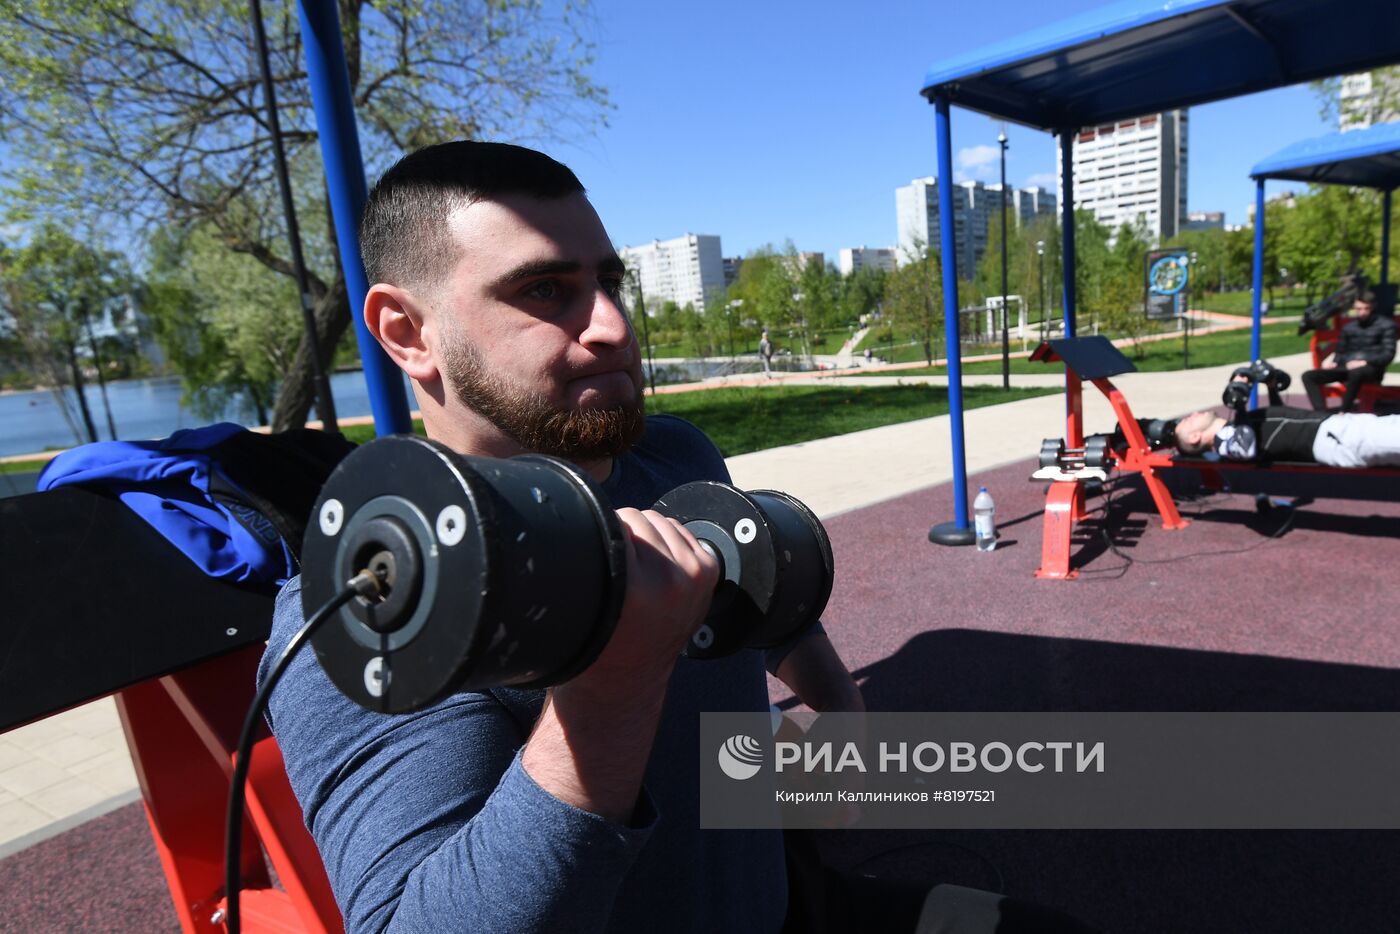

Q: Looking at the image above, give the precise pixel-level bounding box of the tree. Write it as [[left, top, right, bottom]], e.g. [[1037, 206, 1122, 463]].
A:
[[729, 247, 796, 343], [840, 265, 887, 322], [795, 257, 840, 350], [1071, 209, 1114, 336], [0, 226, 135, 444], [142, 221, 304, 425], [1097, 222, 1153, 356], [883, 242, 942, 366], [0, 0, 610, 431], [1312, 66, 1400, 129]]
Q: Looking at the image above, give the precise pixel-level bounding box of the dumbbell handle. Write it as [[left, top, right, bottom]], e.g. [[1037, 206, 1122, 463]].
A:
[[696, 538, 725, 578]]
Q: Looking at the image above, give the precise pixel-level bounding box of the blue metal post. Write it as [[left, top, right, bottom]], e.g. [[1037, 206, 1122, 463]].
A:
[[1382, 189, 1393, 287], [1250, 178, 1266, 408], [927, 93, 973, 546], [298, 0, 412, 435], [1059, 130, 1077, 338]]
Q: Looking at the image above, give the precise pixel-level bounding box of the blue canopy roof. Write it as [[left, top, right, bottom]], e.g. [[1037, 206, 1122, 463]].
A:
[[920, 0, 1400, 131], [1250, 121, 1400, 189]]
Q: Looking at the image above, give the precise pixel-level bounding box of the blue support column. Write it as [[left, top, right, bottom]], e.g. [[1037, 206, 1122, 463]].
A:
[[1059, 129, 1078, 338], [1382, 189, 1393, 287], [928, 94, 974, 547], [298, 0, 412, 436], [1250, 178, 1266, 408]]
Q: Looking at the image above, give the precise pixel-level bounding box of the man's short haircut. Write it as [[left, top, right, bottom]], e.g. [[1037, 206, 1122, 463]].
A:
[[1359, 288, 1378, 305], [360, 141, 585, 291]]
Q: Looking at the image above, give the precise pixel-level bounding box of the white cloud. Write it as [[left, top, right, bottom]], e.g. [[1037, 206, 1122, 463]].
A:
[[957, 144, 1000, 175], [1023, 172, 1057, 189]]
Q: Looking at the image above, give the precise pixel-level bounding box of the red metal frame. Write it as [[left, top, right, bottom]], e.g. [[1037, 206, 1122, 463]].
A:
[[1032, 338, 1400, 580], [115, 644, 342, 933], [1034, 369, 1189, 580], [1030, 341, 1195, 580]]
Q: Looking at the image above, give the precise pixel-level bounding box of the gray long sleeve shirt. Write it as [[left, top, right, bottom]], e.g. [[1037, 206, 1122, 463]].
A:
[[260, 416, 791, 933]]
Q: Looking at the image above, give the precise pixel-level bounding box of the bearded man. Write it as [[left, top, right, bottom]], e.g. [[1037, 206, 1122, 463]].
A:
[[259, 142, 865, 933]]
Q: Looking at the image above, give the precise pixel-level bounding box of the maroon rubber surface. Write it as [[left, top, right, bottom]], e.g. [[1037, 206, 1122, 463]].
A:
[[0, 802, 177, 933], [4, 457, 1398, 932], [786, 456, 1400, 933]]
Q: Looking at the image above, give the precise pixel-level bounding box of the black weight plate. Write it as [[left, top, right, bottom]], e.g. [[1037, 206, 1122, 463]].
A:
[[462, 454, 627, 690], [653, 481, 775, 659], [748, 489, 834, 647], [303, 435, 493, 713]]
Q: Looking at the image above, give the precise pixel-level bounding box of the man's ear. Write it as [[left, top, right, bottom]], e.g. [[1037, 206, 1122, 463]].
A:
[[365, 283, 438, 383]]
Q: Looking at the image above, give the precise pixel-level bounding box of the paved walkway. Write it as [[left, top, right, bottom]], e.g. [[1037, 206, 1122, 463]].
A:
[[0, 351, 1313, 856]]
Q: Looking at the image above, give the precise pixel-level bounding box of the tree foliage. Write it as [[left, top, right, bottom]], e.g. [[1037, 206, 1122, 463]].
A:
[[142, 221, 305, 424], [0, 0, 610, 430], [882, 241, 942, 365], [0, 226, 134, 444], [1311, 66, 1400, 128], [728, 247, 795, 338]]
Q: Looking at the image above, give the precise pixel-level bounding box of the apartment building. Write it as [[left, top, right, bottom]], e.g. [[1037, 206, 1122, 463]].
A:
[[1056, 110, 1188, 242], [619, 234, 725, 311], [896, 177, 1056, 273], [838, 247, 897, 276]]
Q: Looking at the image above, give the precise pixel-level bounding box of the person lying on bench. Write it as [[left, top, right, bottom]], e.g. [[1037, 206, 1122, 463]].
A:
[[1173, 404, 1400, 468], [1300, 289, 1396, 412]]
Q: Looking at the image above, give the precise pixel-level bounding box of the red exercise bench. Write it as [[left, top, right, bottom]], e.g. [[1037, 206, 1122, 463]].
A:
[[1029, 337, 1400, 580], [1, 486, 342, 933]]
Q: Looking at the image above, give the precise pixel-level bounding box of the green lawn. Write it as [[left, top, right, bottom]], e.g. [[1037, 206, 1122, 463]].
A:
[[0, 458, 51, 475], [645, 383, 1058, 457], [861, 321, 1313, 377], [856, 324, 1059, 365], [336, 383, 1057, 459], [646, 326, 855, 360], [1197, 290, 1310, 317]]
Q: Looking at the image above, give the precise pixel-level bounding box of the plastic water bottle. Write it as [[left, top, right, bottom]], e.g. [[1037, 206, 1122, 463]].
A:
[[974, 486, 997, 552]]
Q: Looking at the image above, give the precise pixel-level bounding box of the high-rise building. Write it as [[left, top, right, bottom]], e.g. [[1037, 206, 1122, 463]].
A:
[[1184, 211, 1225, 232], [896, 178, 1056, 274], [619, 234, 725, 312], [839, 247, 896, 276], [788, 252, 826, 274], [1056, 110, 1188, 243], [1339, 69, 1400, 131], [722, 256, 744, 289]]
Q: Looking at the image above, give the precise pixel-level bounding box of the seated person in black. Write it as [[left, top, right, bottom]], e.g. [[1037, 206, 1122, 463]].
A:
[[1301, 289, 1396, 411], [1173, 406, 1400, 468]]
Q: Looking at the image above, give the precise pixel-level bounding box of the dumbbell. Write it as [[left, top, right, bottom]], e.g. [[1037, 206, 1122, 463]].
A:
[[1224, 359, 1292, 410], [301, 435, 832, 713], [653, 481, 834, 659], [1037, 436, 1113, 471], [1038, 438, 1067, 469]]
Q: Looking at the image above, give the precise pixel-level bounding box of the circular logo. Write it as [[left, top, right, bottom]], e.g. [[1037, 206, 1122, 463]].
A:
[[1149, 255, 1189, 296], [718, 734, 764, 780]]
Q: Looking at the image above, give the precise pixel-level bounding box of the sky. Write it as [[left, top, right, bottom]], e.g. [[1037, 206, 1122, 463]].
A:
[[547, 0, 1335, 264]]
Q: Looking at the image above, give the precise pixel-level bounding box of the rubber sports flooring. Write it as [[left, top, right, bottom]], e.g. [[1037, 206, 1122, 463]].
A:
[[4, 456, 1398, 932]]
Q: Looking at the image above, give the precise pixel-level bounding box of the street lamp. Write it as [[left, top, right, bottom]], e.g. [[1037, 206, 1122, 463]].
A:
[[727, 299, 743, 360], [998, 128, 1010, 391], [1036, 240, 1046, 342]]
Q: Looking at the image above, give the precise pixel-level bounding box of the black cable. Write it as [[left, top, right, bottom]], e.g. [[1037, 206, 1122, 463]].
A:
[[224, 572, 377, 933], [1080, 478, 1299, 580]]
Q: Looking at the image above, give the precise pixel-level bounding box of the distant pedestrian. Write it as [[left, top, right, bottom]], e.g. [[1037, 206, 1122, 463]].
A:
[[759, 329, 774, 378]]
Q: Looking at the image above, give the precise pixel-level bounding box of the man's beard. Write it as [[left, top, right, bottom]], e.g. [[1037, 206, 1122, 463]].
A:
[[441, 337, 645, 462]]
